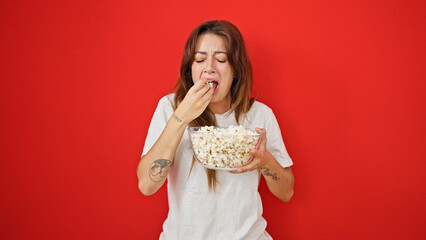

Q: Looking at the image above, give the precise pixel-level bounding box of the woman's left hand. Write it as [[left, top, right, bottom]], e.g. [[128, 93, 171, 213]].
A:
[[234, 128, 273, 173], [233, 127, 295, 202]]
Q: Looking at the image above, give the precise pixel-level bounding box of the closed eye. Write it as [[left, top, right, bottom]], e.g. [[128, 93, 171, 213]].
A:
[[195, 59, 205, 63], [217, 60, 227, 63]]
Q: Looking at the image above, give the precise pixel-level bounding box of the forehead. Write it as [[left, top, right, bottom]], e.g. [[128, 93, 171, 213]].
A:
[[195, 33, 227, 52]]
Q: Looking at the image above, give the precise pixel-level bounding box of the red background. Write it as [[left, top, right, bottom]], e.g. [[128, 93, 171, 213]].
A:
[[1, 0, 425, 239]]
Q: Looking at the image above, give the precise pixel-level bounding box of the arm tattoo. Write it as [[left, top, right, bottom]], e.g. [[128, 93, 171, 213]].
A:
[[259, 167, 280, 181], [149, 159, 172, 182]]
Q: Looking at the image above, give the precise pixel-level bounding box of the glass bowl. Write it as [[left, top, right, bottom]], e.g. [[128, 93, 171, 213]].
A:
[[187, 126, 262, 171]]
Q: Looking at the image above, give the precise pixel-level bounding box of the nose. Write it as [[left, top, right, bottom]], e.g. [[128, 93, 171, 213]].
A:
[[203, 57, 216, 74]]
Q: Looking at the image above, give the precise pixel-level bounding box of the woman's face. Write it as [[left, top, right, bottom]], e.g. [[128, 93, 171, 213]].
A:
[[192, 33, 234, 112]]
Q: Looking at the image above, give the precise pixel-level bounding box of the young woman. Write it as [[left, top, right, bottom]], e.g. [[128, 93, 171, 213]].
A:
[[137, 20, 294, 240]]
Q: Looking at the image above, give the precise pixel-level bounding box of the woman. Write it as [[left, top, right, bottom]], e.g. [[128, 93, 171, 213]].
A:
[[137, 20, 294, 240]]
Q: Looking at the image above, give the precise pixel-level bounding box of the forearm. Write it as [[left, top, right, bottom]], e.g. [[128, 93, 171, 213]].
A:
[[137, 113, 187, 196], [138, 81, 213, 196], [260, 152, 294, 202]]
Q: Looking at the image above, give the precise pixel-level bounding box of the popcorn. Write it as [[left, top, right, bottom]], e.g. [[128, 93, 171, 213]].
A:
[[189, 125, 260, 168], [207, 81, 214, 88]]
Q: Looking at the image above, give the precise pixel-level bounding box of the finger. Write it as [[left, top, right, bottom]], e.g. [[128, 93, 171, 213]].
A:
[[255, 128, 266, 135], [191, 78, 208, 92], [250, 138, 261, 156], [255, 128, 267, 147], [200, 81, 213, 96], [253, 137, 262, 151], [201, 84, 213, 99], [193, 81, 211, 98], [201, 93, 213, 108], [250, 148, 257, 157], [237, 159, 259, 173]]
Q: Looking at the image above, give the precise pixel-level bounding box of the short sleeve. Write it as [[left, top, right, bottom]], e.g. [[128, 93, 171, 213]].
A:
[[265, 109, 293, 168], [141, 95, 174, 156]]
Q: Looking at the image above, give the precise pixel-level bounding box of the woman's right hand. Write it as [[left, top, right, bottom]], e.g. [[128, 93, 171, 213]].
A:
[[138, 80, 211, 196], [174, 79, 213, 124]]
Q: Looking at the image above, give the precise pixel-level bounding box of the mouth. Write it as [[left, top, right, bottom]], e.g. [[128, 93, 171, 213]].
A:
[[207, 80, 219, 94]]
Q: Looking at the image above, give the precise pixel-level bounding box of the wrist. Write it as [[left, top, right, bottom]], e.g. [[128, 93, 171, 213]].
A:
[[172, 112, 183, 123], [172, 111, 190, 126], [260, 151, 275, 168]]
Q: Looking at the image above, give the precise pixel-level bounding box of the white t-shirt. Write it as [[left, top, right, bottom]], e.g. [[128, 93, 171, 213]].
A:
[[142, 94, 293, 240]]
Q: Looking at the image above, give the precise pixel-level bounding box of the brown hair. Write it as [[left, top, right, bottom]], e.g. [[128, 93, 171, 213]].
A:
[[173, 20, 255, 191]]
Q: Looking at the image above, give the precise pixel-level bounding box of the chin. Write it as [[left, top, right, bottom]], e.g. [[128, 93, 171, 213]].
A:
[[209, 99, 220, 104], [210, 94, 222, 103]]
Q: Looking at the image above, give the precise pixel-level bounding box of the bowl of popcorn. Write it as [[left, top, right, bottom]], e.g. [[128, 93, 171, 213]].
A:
[[188, 125, 262, 170]]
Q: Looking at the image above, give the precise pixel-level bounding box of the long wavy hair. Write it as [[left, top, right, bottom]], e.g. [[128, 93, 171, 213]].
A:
[[173, 20, 255, 191]]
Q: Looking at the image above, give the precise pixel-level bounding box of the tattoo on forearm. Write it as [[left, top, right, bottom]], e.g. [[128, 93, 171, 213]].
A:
[[259, 167, 280, 181], [149, 159, 172, 182]]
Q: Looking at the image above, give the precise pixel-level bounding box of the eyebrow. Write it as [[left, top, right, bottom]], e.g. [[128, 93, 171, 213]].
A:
[[195, 51, 227, 55]]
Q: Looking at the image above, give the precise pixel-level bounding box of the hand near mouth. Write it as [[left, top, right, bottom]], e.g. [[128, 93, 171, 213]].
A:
[[173, 78, 213, 125]]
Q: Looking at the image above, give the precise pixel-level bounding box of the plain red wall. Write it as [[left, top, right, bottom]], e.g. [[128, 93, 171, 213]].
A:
[[1, 0, 425, 239]]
